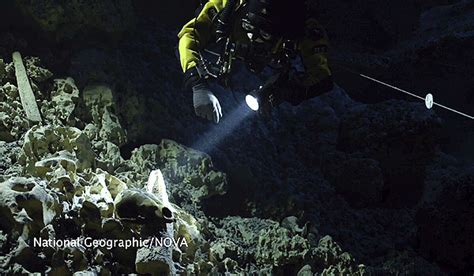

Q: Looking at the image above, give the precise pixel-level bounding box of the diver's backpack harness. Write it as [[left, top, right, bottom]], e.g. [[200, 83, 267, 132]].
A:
[[191, 0, 240, 87]]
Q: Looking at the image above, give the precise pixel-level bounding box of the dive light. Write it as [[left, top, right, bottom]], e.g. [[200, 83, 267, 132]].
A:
[[245, 86, 262, 111], [245, 94, 260, 111], [245, 73, 281, 112]]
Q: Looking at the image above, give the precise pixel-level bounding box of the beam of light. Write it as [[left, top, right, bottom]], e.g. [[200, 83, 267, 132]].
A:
[[191, 101, 255, 153], [245, 94, 259, 111], [359, 73, 474, 120]]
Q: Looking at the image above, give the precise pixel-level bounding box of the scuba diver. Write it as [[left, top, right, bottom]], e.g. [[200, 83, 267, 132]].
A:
[[178, 0, 334, 123]]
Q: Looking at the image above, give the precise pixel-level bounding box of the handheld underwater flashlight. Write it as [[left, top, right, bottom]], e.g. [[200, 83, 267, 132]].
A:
[[245, 94, 260, 111], [245, 90, 260, 111], [245, 73, 282, 112]]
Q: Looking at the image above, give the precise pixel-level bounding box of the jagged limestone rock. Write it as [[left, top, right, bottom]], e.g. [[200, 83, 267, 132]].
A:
[[83, 85, 114, 111], [297, 264, 313, 276], [48, 249, 71, 275], [321, 264, 367, 275], [24, 57, 53, 83], [210, 240, 239, 263], [0, 54, 380, 275], [2, 263, 34, 274], [128, 140, 227, 205], [83, 123, 98, 141], [313, 235, 361, 273], [0, 230, 7, 251], [99, 219, 137, 272], [2, 82, 19, 99], [99, 108, 127, 147], [0, 83, 29, 142], [34, 150, 78, 180], [173, 207, 204, 262], [186, 260, 215, 275], [73, 267, 110, 276], [82, 174, 115, 218], [0, 54, 212, 275], [255, 223, 311, 266], [281, 216, 307, 235], [83, 85, 127, 147], [10, 237, 45, 272], [204, 217, 364, 274], [0, 59, 5, 82], [82, 123, 126, 174], [20, 125, 96, 174], [4, 61, 16, 81], [0, 141, 22, 182], [95, 141, 125, 173], [314, 236, 345, 266], [0, 101, 29, 142], [0, 83, 9, 105], [41, 78, 80, 125], [207, 217, 309, 273], [96, 170, 127, 200], [125, 144, 161, 184], [209, 217, 265, 265], [135, 245, 172, 275], [215, 257, 237, 273], [61, 247, 88, 272], [0, 178, 60, 240]]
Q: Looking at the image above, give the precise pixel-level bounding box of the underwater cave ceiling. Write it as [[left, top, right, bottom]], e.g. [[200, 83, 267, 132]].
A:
[[0, 0, 473, 275]]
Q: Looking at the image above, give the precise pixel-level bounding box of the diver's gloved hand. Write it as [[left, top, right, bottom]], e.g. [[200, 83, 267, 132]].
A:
[[192, 83, 223, 123]]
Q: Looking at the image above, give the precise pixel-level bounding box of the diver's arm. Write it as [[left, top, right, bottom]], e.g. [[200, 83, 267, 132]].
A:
[[177, 0, 226, 123], [178, 0, 226, 79]]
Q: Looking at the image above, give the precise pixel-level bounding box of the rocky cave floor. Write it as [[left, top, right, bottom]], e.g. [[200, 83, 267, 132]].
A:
[[0, 0, 473, 275]]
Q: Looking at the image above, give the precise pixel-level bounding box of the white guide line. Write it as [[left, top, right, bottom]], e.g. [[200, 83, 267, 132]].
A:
[[359, 73, 474, 120]]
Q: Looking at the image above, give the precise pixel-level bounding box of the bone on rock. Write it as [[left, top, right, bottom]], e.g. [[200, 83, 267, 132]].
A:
[[12, 51, 42, 123]]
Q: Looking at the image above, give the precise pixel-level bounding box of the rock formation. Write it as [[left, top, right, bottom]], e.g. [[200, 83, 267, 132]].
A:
[[0, 57, 369, 274], [0, 0, 472, 274]]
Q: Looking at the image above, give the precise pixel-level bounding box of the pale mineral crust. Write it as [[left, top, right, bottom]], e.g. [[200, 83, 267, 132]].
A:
[[0, 57, 368, 274]]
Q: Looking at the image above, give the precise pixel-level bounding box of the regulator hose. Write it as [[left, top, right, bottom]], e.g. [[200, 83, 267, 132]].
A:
[[216, 0, 237, 43]]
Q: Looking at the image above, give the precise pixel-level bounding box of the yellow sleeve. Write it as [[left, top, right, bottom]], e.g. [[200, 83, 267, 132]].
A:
[[298, 19, 332, 87], [177, 0, 226, 72]]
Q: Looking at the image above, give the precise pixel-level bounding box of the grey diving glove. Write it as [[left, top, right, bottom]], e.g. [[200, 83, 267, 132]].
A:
[[192, 83, 223, 123]]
